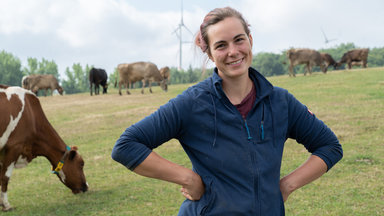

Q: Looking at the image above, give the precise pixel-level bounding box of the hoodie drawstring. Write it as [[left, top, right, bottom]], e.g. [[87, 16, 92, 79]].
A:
[[244, 120, 253, 140]]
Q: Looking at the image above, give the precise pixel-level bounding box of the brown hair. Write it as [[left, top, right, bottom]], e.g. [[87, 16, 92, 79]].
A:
[[195, 7, 251, 56]]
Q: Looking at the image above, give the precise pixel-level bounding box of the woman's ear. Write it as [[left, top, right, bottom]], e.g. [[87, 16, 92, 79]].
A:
[[248, 33, 253, 48], [208, 54, 214, 62]]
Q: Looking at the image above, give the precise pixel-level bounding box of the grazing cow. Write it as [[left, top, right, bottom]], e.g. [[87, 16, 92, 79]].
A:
[[320, 53, 337, 71], [159, 66, 170, 83], [115, 61, 168, 95], [89, 67, 108, 96], [0, 85, 88, 211], [286, 48, 326, 77], [336, 48, 369, 69], [22, 74, 63, 96]]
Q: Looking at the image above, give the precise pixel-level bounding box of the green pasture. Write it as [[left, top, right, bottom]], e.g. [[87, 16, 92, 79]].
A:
[[6, 67, 384, 215]]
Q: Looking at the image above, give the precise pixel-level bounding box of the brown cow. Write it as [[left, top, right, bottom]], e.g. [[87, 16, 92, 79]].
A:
[[0, 85, 87, 211], [320, 53, 337, 71], [336, 48, 369, 69], [286, 48, 326, 77], [22, 74, 63, 96], [116, 61, 168, 95], [159, 66, 170, 83]]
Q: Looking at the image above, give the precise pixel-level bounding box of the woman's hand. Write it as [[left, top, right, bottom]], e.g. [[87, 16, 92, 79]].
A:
[[180, 172, 205, 201]]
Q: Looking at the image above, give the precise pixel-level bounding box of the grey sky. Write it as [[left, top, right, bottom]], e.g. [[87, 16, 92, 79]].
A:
[[1, 0, 383, 79]]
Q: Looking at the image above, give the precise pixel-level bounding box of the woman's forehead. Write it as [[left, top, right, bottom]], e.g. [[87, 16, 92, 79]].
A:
[[207, 17, 246, 42]]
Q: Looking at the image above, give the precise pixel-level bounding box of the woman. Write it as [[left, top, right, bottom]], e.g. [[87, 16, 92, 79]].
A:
[[112, 7, 343, 215]]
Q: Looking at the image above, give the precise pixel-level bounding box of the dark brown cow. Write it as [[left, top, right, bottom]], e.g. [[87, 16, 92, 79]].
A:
[[0, 85, 87, 211], [22, 74, 63, 96], [286, 48, 326, 77], [320, 53, 337, 71], [336, 48, 369, 69], [115, 61, 167, 95]]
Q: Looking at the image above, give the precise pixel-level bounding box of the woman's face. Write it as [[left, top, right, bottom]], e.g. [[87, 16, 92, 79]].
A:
[[207, 17, 253, 80]]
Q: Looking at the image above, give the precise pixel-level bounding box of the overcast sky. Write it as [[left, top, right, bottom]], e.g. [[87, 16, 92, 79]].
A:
[[1, 0, 383, 79]]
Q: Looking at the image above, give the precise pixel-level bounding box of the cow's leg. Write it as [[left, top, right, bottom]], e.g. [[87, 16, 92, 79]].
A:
[[347, 61, 352, 69], [125, 83, 131, 95], [90, 83, 93, 96], [149, 82, 153, 93], [118, 82, 122, 95], [0, 161, 15, 211], [95, 84, 99, 95], [308, 63, 313, 75], [141, 80, 146, 94], [289, 64, 295, 77], [323, 64, 327, 73]]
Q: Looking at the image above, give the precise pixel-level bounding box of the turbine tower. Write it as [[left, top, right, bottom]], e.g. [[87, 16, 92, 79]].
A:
[[173, 0, 193, 70]]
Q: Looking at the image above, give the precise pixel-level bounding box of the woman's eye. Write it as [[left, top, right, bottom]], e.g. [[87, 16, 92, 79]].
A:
[[215, 44, 225, 49]]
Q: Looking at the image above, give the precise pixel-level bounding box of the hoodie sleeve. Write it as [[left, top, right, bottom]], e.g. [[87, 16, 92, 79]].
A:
[[111, 92, 191, 170], [287, 92, 343, 171]]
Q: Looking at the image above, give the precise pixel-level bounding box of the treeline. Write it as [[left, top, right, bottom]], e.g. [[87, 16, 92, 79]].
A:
[[1, 43, 384, 94]]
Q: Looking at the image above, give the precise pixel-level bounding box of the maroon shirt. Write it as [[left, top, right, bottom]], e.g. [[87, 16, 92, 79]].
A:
[[235, 83, 256, 119]]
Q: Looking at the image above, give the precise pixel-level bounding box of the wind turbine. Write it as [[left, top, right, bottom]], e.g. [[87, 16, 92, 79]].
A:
[[321, 28, 337, 44], [173, 0, 193, 70]]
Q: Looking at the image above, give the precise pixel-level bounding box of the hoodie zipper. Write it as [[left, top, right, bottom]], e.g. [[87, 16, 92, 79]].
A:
[[260, 103, 265, 141]]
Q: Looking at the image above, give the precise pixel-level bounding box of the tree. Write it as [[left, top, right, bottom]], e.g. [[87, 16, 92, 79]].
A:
[[23, 57, 59, 81], [109, 67, 119, 88], [252, 52, 286, 76], [61, 63, 91, 94], [367, 47, 384, 67], [0, 50, 23, 86]]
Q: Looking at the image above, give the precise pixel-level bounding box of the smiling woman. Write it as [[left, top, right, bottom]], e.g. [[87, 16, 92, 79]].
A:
[[111, 6, 343, 216]]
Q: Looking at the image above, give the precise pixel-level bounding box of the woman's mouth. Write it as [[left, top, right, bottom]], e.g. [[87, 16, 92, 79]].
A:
[[227, 58, 243, 65]]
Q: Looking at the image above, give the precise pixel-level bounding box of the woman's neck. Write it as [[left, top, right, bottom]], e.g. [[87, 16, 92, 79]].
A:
[[221, 74, 253, 105]]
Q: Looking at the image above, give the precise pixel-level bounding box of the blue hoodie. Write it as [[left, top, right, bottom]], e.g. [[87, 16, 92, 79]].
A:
[[112, 68, 343, 216]]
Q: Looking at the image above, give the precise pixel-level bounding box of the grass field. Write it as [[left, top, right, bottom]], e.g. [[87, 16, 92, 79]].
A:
[[5, 67, 384, 215]]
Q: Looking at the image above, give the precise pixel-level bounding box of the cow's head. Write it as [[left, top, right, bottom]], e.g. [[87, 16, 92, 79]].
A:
[[159, 80, 168, 92], [102, 83, 108, 94], [57, 86, 64, 95], [335, 62, 343, 69], [55, 146, 88, 194], [332, 62, 338, 70]]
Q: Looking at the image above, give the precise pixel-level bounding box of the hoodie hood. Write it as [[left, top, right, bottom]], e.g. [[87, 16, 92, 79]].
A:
[[196, 67, 274, 103]]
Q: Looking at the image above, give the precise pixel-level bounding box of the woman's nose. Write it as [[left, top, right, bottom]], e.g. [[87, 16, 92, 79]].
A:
[[227, 44, 238, 57]]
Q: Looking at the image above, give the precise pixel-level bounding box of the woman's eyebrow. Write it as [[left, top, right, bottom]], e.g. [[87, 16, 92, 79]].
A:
[[213, 34, 246, 47]]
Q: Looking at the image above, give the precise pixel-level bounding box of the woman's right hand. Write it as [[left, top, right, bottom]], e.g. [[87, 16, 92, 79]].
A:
[[180, 172, 205, 201]]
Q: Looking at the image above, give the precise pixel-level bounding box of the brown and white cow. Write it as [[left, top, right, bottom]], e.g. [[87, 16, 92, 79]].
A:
[[0, 85, 87, 211], [286, 48, 326, 77], [22, 74, 63, 96], [115, 61, 167, 95], [336, 48, 369, 69]]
